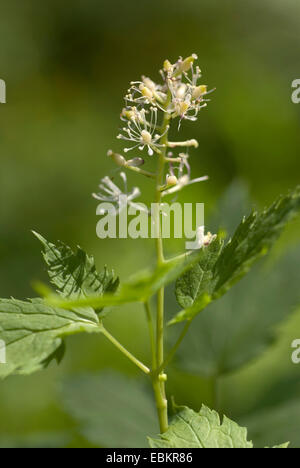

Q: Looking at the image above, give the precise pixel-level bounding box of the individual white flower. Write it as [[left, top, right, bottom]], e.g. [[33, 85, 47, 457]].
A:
[[117, 107, 169, 156], [125, 76, 167, 111], [192, 226, 217, 249], [162, 153, 208, 197], [93, 172, 146, 215]]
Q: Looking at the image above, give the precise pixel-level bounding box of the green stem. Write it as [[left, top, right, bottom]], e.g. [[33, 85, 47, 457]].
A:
[[144, 301, 156, 370], [124, 163, 156, 179], [154, 320, 191, 377], [151, 92, 172, 434], [100, 325, 150, 375], [152, 378, 168, 434]]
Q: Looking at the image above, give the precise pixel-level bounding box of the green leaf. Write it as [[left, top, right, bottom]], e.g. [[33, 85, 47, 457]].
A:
[[61, 371, 157, 448], [149, 405, 253, 448], [148, 405, 288, 448], [243, 398, 299, 449], [173, 185, 300, 323], [46, 247, 214, 310], [0, 298, 101, 379], [173, 238, 223, 323], [33, 231, 119, 314], [176, 246, 300, 376]]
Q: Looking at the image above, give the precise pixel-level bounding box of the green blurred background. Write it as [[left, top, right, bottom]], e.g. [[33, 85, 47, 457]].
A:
[[1, 0, 300, 448]]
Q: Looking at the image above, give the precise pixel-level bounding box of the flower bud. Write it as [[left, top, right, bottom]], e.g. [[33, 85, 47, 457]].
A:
[[163, 59, 173, 72], [175, 100, 190, 116], [126, 157, 145, 167], [178, 54, 198, 73], [139, 84, 153, 99], [192, 85, 207, 100], [107, 150, 126, 167], [121, 108, 135, 120], [166, 174, 178, 186]]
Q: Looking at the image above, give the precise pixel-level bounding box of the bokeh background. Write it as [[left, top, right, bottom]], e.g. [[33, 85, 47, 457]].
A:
[[0, 0, 300, 448]]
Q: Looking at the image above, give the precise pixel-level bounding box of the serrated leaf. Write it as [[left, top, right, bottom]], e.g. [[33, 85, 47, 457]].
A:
[[214, 186, 300, 297], [173, 186, 300, 323], [173, 238, 223, 323], [61, 372, 157, 448], [176, 246, 300, 376], [149, 405, 253, 448], [0, 298, 101, 379], [148, 405, 288, 448], [33, 232, 119, 315], [46, 246, 214, 310]]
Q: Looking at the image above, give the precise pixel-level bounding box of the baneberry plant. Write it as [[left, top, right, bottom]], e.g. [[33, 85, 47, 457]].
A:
[[1, 55, 300, 448]]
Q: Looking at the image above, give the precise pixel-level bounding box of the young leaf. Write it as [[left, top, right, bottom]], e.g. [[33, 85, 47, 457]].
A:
[[61, 372, 157, 448], [173, 185, 300, 324], [0, 298, 101, 379], [33, 232, 119, 314], [148, 405, 288, 448]]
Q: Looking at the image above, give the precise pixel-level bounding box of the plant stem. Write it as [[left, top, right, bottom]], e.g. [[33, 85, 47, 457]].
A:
[[144, 301, 156, 370], [155, 320, 191, 377], [124, 163, 156, 179], [100, 325, 150, 375], [151, 92, 172, 434]]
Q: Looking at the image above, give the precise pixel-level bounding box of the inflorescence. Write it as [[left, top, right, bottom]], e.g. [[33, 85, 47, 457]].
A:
[[94, 54, 215, 244]]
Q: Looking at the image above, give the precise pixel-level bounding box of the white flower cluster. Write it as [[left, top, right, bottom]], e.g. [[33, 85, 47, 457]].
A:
[[94, 54, 214, 225], [163, 54, 210, 125], [118, 54, 212, 156]]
